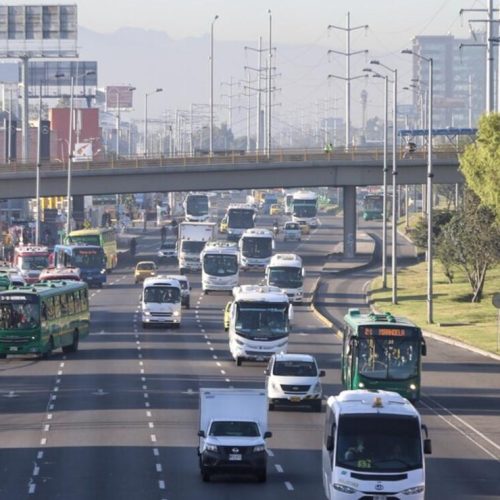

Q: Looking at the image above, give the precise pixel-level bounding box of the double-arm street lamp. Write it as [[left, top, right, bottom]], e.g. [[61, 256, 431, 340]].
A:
[[402, 48, 434, 323], [370, 60, 398, 304], [209, 15, 219, 156], [144, 88, 163, 156]]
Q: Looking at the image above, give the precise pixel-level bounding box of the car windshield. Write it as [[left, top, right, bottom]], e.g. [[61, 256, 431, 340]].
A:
[[335, 415, 422, 472], [209, 421, 260, 437], [137, 263, 155, 270], [273, 360, 317, 376], [161, 241, 176, 249], [268, 267, 302, 288], [285, 223, 299, 231], [143, 286, 180, 303], [0, 294, 40, 329]]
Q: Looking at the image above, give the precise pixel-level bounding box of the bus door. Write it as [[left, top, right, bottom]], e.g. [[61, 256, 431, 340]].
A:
[[322, 404, 336, 497], [341, 326, 356, 388]]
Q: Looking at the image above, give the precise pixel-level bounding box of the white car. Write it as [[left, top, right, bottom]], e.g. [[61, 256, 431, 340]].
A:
[[0, 266, 26, 287], [157, 238, 177, 261], [164, 274, 191, 308], [283, 221, 301, 242], [265, 353, 324, 412]]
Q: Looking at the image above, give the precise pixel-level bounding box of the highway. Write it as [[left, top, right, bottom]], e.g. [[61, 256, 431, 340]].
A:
[[0, 215, 499, 499]]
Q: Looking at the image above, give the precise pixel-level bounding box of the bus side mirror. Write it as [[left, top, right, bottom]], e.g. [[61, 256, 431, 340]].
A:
[[326, 435, 334, 451], [421, 341, 427, 356], [424, 439, 432, 455]]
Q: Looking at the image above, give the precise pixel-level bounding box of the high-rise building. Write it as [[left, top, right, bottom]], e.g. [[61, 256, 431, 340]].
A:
[[410, 34, 486, 128]]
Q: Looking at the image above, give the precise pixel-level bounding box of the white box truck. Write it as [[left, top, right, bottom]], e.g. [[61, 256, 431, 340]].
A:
[[197, 388, 272, 482], [177, 222, 216, 274]]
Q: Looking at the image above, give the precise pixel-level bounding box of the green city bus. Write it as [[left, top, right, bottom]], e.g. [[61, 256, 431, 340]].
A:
[[340, 309, 427, 402], [67, 227, 118, 271], [0, 280, 90, 358]]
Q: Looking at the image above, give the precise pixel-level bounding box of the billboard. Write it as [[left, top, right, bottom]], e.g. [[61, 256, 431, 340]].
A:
[[73, 142, 92, 162], [106, 85, 134, 109], [0, 5, 78, 58], [27, 61, 97, 98]]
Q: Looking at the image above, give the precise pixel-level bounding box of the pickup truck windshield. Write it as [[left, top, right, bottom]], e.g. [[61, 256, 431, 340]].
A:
[[209, 421, 260, 437]]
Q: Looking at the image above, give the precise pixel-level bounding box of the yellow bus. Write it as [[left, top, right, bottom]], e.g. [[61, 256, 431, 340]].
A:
[[67, 227, 118, 271]]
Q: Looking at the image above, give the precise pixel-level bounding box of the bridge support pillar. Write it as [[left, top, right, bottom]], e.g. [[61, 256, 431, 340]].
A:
[[72, 195, 85, 228], [343, 186, 356, 258]]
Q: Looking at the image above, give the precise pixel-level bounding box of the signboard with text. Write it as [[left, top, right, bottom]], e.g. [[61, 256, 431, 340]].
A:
[[72, 143, 93, 163]]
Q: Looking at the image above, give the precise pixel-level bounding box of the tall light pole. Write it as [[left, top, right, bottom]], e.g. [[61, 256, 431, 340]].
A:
[[370, 60, 398, 304], [267, 9, 272, 157], [59, 69, 96, 237], [209, 15, 219, 156], [403, 49, 434, 323], [364, 68, 389, 289], [144, 88, 163, 156], [35, 80, 42, 245]]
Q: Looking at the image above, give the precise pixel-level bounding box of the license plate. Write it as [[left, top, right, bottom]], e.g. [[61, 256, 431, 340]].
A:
[[290, 396, 301, 402], [9, 346, 18, 352], [374, 497, 386, 500], [229, 453, 242, 461]]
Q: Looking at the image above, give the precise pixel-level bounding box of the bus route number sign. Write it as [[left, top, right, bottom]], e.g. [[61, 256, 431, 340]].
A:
[[363, 327, 409, 337]]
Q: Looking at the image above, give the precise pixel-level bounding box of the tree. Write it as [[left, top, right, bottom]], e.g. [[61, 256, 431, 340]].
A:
[[410, 209, 454, 250], [460, 113, 500, 223], [437, 191, 500, 302]]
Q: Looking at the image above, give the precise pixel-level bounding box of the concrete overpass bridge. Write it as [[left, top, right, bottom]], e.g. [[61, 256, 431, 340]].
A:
[[0, 148, 462, 257]]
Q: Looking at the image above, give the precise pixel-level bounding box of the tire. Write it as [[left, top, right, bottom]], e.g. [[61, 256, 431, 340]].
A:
[[204, 290, 209, 295], [0, 353, 7, 359], [201, 468, 210, 482], [185, 299, 190, 309], [41, 337, 54, 360], [256, 468, 267, 483], [173, 323, 180, 329], [142, 322, 149, 329], [179, 268, 185, 275], [62, 330, 79, 354], [236, 357, 242, 366], [268, 402, 275, 411], [312, 399, 323, 413]]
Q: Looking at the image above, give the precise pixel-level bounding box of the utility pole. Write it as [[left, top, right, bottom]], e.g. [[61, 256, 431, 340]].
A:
[[460, 2, 499, 113], [267, 9, 273, 156], [328, 12, 369, 149], [221, 77, 239, 132]]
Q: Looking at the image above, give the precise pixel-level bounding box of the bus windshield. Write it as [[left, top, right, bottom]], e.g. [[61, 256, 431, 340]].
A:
[[358, 337, 419, 380], [203, 254, 238, 277], [363, 196, 383, 211], [268, 267, 302, 288], [186, 196, 209, 215], [228, 209, 254, 228], [143, 286, 180, 304], [71, 248, 106, 270], [69, 235, 100, 246], [293, 205, 317, 217], [19, 255, 49, 271], [241, 237, 272, 258], [336, 415, 422, 472], [235, 302, 288, 339], [0, 294, 40, 329]]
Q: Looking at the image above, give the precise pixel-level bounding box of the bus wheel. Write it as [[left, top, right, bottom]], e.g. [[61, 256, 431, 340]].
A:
[[236, 357, 242, 366], [62, 330, 79, 354], [41, 337, 54, 360], [0, 353, 6, 359]]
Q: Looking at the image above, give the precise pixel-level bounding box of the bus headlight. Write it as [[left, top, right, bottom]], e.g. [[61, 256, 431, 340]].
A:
[[358, 382, 365, 388], [333, 483, 356, 494], [409, 384, 417, 391], [100, 269, 106, 274], [143, 310, 151, 316], [173, 311, 180, 317], [402, 485, 425, 495]]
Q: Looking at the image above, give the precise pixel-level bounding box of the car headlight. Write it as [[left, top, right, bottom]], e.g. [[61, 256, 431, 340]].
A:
[[173, 311, 180, 316], [271, 382, 280, 391], [206, 443, 218, 452], [333, 483, 356, 494], [236, 339, 245, 346], [253, 444, 266, 452], [143, 310, 151, 315], [312, 381, 322, 393], [402, 485, 425, 495], [100, 269, 106, 274]]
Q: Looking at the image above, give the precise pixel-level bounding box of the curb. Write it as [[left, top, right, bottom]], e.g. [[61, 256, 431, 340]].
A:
[[311, 233, 500, 362]]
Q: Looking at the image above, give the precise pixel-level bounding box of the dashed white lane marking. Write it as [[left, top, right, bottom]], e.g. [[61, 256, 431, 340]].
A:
[[36, 451, 43, 459], [148, 422, 155, 429], [28, 483, 36, 494], [275, 464, 284, 473], [150, 434, 157, 443], [32, 465, 40, 476], [156, 463, 163, 472], [153, 448, 159, 456], [159, 480, 166, 490], [266, 449, 274, 457], [285, 481, 294, 491], [40, 437, 47, 446]]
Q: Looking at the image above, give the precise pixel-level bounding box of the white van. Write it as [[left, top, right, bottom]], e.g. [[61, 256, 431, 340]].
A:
[[266, 253, 305, 303], [141, 276, 182, 328]]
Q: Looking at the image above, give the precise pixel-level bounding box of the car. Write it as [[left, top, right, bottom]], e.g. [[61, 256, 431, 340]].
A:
[[265, 353, 325, 412], [0, 266, 26, 287], [134, 261, 157, 284], [283, 221, 301, 241], [223, 300, 232, 331], [164, 274, 191, 308], [157, 238, 177, 261], [298, 221, 310, 235], [269, 204, 283, 216], [219, 216, 228, 234]]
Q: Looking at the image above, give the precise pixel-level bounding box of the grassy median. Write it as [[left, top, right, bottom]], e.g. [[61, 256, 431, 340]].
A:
[[370, 261, 500, 354]]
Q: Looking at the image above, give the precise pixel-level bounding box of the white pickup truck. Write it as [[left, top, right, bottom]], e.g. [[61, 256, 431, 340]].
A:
[[197, 388, 272, 482]]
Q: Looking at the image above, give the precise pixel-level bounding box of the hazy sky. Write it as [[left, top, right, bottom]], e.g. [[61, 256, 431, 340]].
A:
[[5, 0, 474, 46]]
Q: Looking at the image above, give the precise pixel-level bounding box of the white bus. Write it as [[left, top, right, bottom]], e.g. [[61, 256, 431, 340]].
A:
[[322, 390, 432, 500], [141, 276, 182, 328], [225, 203, 256, 240], [239, 228, 274, 270], [201, 241, 240, 294], [183, 192, 210, 222], [229, 285, 293, 366], [266, 253, 304, 303], [292, 190, 319, 227]]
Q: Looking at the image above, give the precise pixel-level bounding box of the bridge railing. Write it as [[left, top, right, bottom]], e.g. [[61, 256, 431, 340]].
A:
[[0, 146, 461, 173]]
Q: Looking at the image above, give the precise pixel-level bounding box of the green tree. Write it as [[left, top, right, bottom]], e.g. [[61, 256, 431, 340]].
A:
[[460, 113, 500, 223], [437, 191, 500, 302], [410, 210, 454, 250]]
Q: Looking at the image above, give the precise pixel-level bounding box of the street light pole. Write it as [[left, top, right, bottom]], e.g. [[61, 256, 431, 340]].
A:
[[116, 91, 120, 156], [144, 88, 163, 157], [403, 49, 434, 323], [370, 60, 398, 304], [267, 9, 272, 157], [66, 74, 75, 237], [35, 81, 42, 245], [209, 15, 219, 156]]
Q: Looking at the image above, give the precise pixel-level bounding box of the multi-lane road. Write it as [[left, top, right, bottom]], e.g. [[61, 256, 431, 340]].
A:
[[1, 215, 499, 499]]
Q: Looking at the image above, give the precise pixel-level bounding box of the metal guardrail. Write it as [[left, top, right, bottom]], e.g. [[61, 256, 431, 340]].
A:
[[0, 147, 461, 174]]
